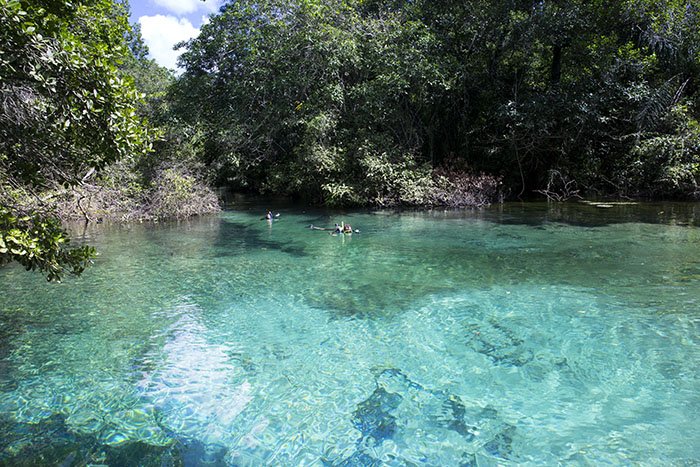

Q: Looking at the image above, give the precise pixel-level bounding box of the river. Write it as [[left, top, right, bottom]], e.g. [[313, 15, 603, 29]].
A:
[[0, 202, 698, 465]]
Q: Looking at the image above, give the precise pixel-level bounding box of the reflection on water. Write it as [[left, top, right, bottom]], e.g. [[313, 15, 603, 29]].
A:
[[136, 304, 253, 454], [0, 202, 699, 465]]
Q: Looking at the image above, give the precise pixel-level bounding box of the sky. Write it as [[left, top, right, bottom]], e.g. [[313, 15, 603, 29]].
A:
[[129, 0, 225, 72]]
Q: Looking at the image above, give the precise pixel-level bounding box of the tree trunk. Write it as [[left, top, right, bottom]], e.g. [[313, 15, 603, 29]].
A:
[[551, 45, 562, 85]]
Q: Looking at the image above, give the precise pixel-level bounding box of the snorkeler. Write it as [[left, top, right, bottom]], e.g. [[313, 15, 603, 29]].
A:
[[308, 221, 359, 234]]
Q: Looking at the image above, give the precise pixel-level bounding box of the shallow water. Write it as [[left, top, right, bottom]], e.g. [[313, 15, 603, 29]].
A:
[[1, 202, 699, 465]]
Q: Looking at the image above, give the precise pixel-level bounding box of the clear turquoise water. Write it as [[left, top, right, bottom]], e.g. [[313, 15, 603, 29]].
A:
[[0, 202, 699, 465]]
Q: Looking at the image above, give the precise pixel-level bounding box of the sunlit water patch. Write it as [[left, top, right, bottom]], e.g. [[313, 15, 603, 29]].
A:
[[0, 203, 699, 465]]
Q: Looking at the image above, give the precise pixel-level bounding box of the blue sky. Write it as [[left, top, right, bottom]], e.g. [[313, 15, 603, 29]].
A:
[[129, 0, 224, 72]]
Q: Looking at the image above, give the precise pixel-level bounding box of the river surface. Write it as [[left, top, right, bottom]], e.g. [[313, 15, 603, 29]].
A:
[[0, 202, 699, 465]]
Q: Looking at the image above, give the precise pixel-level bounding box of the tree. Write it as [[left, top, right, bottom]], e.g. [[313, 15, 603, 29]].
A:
[[0, 0, 152, 280], [173, 0, 699, 202], [174, 0, 454, 205]]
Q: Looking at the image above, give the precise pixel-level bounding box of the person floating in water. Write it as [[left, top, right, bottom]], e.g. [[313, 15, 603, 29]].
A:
[[308, 221, 358, 234], [265, 210, 273, 220], [332, 222, 357, 235], [308, 223, 338, 232], [262, 211, 280, 220]]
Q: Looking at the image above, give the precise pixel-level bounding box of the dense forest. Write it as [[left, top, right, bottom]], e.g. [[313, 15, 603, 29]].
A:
[[175, 0, 700, 205], [1, 0, 699, 279]]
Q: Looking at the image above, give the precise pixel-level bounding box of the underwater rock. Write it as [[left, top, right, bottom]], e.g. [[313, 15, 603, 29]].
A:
[[58, 451, 76, 467], [333, 368, 521, 465], [173, 437, 227, 467], [443, 395, 477, 440], [459, 451, 477, 467], [102, 440, 182, 467], [352, 387, 402, 444], [0, 413, 176, 467], [332, 450, 384, 467], [483, 423, 516, 460], [466, 319, 534, 367], [375, 368, 425, 392]]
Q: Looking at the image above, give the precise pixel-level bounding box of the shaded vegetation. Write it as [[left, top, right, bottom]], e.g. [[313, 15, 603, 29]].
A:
[[1, 0, 700, 278], [0, 0, 151, 280], [0, 0, 218, 279], [174, 0, 700, 203]]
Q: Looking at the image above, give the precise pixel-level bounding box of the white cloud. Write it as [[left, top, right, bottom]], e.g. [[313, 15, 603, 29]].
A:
[[203, 0, 223, 13], [152, 0, 221, 16], [139, 15, 199, 72]]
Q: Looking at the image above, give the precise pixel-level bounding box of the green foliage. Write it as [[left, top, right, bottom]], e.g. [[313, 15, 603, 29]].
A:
[[147, 163, 221, 220], [173, 0, 462, 204], [105, 0, 700, 204], [0, 0, 152, 187], [355, 143, 434, 206], [4, 0, 693, 230], [0, 206, 95, 281], [0, 0, 153, 280], [121, 53, 174, 124], [628, 104, 700, 196]]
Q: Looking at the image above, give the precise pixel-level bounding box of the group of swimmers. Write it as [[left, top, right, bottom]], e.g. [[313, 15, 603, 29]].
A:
[[307, 222, 357, 234], [332, 222, 355, 234], [266, 210, 358, 234]]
